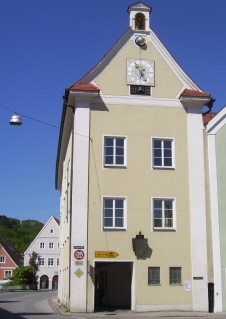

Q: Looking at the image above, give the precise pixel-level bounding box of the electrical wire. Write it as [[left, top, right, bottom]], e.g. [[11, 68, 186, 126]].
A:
[[0, 102, 89, 139]]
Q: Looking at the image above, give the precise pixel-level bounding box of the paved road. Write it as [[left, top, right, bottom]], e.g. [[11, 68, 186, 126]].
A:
[[0, 290, 62, 319], [1, 290, 226, 319]]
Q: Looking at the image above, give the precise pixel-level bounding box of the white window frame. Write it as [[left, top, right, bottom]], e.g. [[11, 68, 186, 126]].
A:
[[48, 242, 54, 250], [48, 258, 54, 267], [0, 256, 5, 263], [4, 270, 12, 278], [102, 196, 127, 230], [103, 135, 127, 167], [40, 242, 45, 250], [152, 197, 176, 231], [39, 258, 45, 266], [151, 137, 175, 169]]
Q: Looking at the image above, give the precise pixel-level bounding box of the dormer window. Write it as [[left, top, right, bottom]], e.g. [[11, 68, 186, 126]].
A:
[[135, 13, 145, 30]]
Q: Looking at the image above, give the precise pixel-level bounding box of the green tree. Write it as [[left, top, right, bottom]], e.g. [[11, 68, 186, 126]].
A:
[[29, 251, 40, 284], [11, 266, 34, 284]]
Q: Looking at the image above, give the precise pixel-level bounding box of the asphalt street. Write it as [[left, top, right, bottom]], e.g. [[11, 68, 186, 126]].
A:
[[1, 290, 226, 319]]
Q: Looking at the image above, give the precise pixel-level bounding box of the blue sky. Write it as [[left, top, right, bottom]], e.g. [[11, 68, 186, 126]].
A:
[[0, 0, 225, 224]]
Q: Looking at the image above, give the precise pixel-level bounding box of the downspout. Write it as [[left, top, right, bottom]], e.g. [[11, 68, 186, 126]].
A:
[[203, 97, 216, 116]]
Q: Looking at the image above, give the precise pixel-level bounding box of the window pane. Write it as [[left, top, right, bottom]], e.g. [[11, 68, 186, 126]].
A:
[[164, 140, 171, 149], [116, 156, 124, 165], [105, 147, 114, 155], [154, 219, 162, 227], [116, 147, 124, 156], [115, 218, 124, 227], [148, 267, 160, 284], [164, 149, 172, 157], [154, 149, 162, 157], [170, 267, 181, 284], [154, 140, 161, 148], [154, 200, 162, 209], [104, 218, 113, 227], [154, 158, 162, 166], [105, 156, 113, 164], [104, 199, 113, 208], [165, 219, 173, 227], [105, 138, 114, 146], [164, 158, 172, 166], [116, 139, 124, 147], [115, 199, 124, 208]]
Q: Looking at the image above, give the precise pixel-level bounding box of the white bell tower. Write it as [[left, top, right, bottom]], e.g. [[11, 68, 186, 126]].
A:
[[127, 2, 152, 31]]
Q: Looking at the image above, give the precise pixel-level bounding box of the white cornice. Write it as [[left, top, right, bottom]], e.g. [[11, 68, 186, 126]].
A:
[[90, 94, 183, 108], [206, 107, 226, 134], [180, 96, 210, 109]]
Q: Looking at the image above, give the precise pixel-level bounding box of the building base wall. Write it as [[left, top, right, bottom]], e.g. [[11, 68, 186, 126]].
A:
[[135, 304, 193, 312]]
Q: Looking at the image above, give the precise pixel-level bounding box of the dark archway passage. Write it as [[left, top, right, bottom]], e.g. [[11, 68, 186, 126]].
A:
[[94, 262, 132, 311]]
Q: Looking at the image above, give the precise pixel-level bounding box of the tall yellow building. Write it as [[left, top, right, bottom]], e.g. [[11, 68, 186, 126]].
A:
[[55, 2, 214, 313]]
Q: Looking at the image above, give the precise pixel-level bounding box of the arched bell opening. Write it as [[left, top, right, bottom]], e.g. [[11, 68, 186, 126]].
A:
[[135, 13, 145, 30]]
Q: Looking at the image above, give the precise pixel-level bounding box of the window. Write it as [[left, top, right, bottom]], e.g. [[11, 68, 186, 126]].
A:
[[57, 258, 59, 267], [170, 267, 181, 285], [4, 270, 12, 278], [39, 258, 45, 266], [40, 242, 45, 249], [152, 138, 174, 168], [66, 159, 70, 189], [104, 136, 126, 167], [153, 198, 175, 230], [50, 229, 54, 234], [48, 258, 54, 267], [49, 242, 54, 249], [130, 85, 151, 95], [103, 197, 126, 230], [0, 256, 5, 263], [148, 267, 160, 285]]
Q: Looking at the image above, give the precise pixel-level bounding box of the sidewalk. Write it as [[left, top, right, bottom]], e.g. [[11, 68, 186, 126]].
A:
[[51, 298, 226, 317]]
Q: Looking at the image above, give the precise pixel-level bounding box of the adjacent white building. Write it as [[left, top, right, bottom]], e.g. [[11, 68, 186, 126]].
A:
[[24, 216, 60, 289]]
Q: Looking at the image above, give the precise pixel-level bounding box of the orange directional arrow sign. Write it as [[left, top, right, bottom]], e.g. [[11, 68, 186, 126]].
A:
[[95, 251, 119, 258]]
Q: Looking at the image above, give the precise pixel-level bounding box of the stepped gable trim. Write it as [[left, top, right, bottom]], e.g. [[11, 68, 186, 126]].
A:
[[0, 237, 23, 267], [68, 83, 99, 92], [180, 89, 211, 98]]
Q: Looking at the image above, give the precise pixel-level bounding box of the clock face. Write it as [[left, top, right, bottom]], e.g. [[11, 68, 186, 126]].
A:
[[127, 59, 155, 86]]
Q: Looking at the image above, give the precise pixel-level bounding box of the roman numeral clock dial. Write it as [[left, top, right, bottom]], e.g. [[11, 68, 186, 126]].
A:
[[127, 59, 155, 86]]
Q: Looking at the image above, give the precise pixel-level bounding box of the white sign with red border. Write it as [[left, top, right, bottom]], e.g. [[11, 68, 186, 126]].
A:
[[74, 250, 84, 260]]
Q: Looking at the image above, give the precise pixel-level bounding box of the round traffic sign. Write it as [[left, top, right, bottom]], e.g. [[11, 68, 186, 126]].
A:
[[74, 250, 84, 260]]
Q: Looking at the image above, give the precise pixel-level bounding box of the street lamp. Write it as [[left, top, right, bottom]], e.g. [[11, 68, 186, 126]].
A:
[[9, 113, 23, 125]]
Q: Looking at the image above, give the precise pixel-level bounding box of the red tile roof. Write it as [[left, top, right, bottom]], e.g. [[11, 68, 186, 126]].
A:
[[53, 217, 60, 226], [180, 89, 211, 98], [0, 237, 24, 267], [68, 83, 99, 91], [203, 113, 217, 124]]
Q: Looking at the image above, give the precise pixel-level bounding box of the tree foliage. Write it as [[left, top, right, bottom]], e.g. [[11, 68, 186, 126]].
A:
[[11, 266, 34, 284], [29, 251, 40, 283], [0, 215, 44, 253]]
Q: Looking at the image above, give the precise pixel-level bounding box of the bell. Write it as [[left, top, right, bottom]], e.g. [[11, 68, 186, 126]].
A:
[[137, 86, 144, 94], [9, 113, 23, 125]]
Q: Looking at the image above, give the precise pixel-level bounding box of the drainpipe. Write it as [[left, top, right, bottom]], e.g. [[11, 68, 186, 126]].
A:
[[203, 97, 216, 116]]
